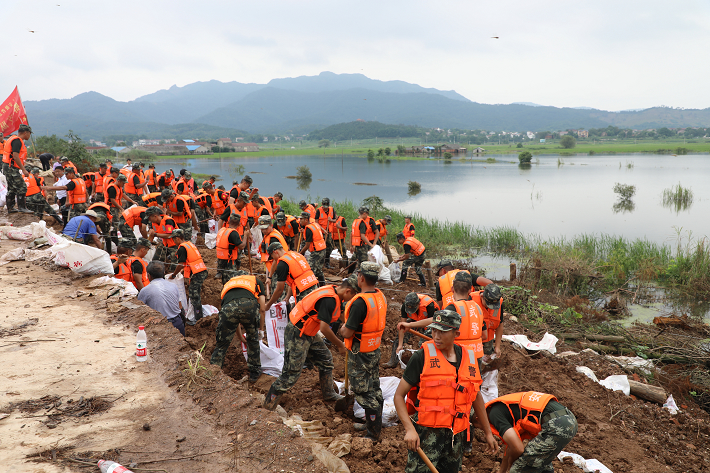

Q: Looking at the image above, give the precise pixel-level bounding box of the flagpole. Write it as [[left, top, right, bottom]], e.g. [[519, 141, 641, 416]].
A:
[[16, 88, 37, 159]]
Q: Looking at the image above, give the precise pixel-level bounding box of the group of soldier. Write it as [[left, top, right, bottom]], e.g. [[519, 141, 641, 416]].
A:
[[2, 126, 577, 473]]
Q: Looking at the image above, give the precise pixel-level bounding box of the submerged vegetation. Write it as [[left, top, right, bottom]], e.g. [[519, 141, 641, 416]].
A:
[[662, 183, 694, 212], [613, 183, 636, 214], [407, 180, 421, 196]]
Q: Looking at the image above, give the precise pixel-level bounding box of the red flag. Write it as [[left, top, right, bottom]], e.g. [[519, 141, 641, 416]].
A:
[[0, 87, 29, 136]]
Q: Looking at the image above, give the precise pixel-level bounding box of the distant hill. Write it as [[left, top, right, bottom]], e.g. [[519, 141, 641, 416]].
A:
[[21, 72, 710, 139], [308, 121, 424, 141]]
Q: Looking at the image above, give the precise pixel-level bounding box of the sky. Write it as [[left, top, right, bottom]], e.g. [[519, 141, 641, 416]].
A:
[[5, 0, 710, 111]]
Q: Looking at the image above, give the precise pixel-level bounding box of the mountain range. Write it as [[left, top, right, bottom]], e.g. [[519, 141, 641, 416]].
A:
[[22, 72, 710, 139]]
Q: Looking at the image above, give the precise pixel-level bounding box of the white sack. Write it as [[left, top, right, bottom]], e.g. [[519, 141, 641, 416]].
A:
[[329, 249, 352, 261], [558, 451, 613, 473], [367, 245, 385, 266], [87, 275, 139, 298], [208, 219, 217, 234], [242, 340, 284, 377], [336, 376, 400, 427], [388, 262, 402, 282], [265, 301, 288, 355], [204, 232, 217, 249], [51, 239, 114, 275], [250, 227, 262, 257], [0, 173, 7, 207], [480, 369, 499, 404], [575, 366, 630, 396], [605, 355, 655, 375], [0, 248, 25, 266], [503, 332, 558, 354], [165, 273, 190, 321]]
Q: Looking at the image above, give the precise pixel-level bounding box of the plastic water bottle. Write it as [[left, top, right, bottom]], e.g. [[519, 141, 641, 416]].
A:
[[98, 460, 134, 473], [136, 326, 147, 362]]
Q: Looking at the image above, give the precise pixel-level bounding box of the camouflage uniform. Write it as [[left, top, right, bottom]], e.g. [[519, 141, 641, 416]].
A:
[[218, 257, 239, 286], [117, 216, 138, 243], [510, 410, 577, 473], [125, 193, 143, 206], [187, 269, 208, 320], [348, 341, 383, 411], [483, 340, 495, 355], [324, 233, 334, 266], [2, 163, 27, 206], [178, 222, 193, 243], [269, 322, 334, 394], [147, 184, 157, 193], [67, 203, 87, 222], [350, 245, 369, 272], [210, 297, 261, 378], [308, 249, 326, 284], [152, 244, 177, 272], [401, 251, 426, 281], [26, 193, 61, 220], [295, 284, 316, 303], [405, 415, 467, 473]]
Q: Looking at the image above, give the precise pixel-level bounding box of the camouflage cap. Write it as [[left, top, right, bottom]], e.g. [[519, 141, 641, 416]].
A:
[[299, 211, 311, 219], [454, 270, 473, 285], [117, 238, 135, 249], [136, 237, 153, 248], [64, 167, 76, 175], [161, 188, 174, 200], [359, 261, 380, 278], [436, 260, 454, 272], [383, 215, 392, 223], [145, 206, 163, 216], [170, 228, 185, 239], [299, 200, 307, 207], [322, 197, 330, 205], [483, 284, 502, 308], [242, 175, 253, 184], [275, 211, 286, 222], [117, 174, 127, 182], [396, 232, 405, 240], [233, 270, 249, 277], [257, 215, 272, 229], [132, 163, 140, 169], [341, 274, 361, 293], [238, 191, 250, 203], [358, 206, 369, 214], [429, 310, 461, 332], [275, 192, 283, 198], [202, 181, 213, 189], [267, 241, 283, 255], [60, 156, 69, 162], [31, 167, 40, 173], [18, 124, 32, 133], [184, 171, 192, 178], [404, 292, 420, 314]]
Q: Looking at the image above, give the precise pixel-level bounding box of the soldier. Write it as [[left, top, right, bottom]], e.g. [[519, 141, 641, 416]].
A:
[[146, 207, 178, 266], [375, 215, 393, 264], [339, 262, 387, 440], [60, 156, 77, 174], [275, 211, 299, 250], [249, 192, 271, 225], [393, 309, 497, 473], [257, 215, 289, 292], [195, 182, 215, 236], [471, 284, 505, 403], [25, 167, 63, 224], [264, 241, 319, 311], [144, 163, 158, 193], [219, 190, 250, 242], [298, 211, 327, 285], [314, 197, 335, 268], [267, 191, 283, 214], [168, 229, 208, 324], [87, 201, 113, 252], [349, 206, 379, 274], [263, 275, 361, 411], [124, 162, 147, 203], [229, 175, 253, 204], [330, 210, 348, 261], [299, 199, 316, 219], [402, 215, 415, 238], [486, 392, 577, 473], [162, 188, 196, 243], [4, 125, 37, 214], [118, 206, 148, 244], [124, 237, 152, 291], [395, 232, 427, 286], [382, 292, 440, 368], [434, 260, 492, 307], [215, 214, 247, 284], [210, 270, 265, 383], [91, 163, 109, 203], [43, 167, 88, 221]]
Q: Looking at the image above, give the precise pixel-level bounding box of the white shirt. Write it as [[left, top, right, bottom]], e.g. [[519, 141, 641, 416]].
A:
[[55, 175, 69, 199]]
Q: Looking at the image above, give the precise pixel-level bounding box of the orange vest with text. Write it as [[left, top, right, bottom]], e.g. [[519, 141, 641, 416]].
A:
[[330, 215, 346, 240], [24, 175, 42, 197], [404, 237, 425, 256], [305, 223, 326, 252], [124, 256, 150, 289], [277, 251, 318, 295], [317, 206, 334, 232], [111, 255, 131, 283], [142, 192, 162, 208], [221, 275, 261, 299], [122, 206, 146, 228], [351, 217, 375, 246], [411, 294, 440, 322], [438, 270, 465, 306], [452, 299, 485, 359], [470, 290, 503, 343], [289, 285, 341, 337], [179, 241, 206, 277], [406, 341, 481, 437], [277, 215, 297, 238], [303, 204, 316, 218], [343, 290, 387, 352], [261, 229, 289, 271], [166, 195, 191, 224], [152, 216, 176, 247], [194, 190, 211, 209], [486, 392, 558, 443], [403, 222, 415, 238], [3, 135, 27, 168], [216, 227, 240, 261], [144, 168, 156, 186], [67, 178, 87, 205], [125, 171, 145, 194]]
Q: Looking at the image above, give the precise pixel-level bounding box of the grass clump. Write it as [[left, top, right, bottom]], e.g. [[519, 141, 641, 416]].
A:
[[408, 180, 422, 196], [662, 183, 694, 212]]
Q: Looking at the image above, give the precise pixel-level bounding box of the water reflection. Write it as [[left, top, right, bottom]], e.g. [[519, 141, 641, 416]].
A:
[[296, 176, 312, 191], [613, 199, 635, 214]]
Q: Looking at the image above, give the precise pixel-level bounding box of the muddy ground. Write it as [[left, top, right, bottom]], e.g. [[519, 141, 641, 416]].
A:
[[1, 203, 710, 472]]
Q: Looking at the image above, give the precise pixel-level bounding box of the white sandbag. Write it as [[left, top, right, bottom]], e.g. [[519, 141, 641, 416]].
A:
[[265, 301, 288, 355], [0, 221, 49, 241], [165, 273, 189, 321], [388, 262, 402, 282], [242, 340, 284, 377], [480, 369, 499, 404], [250, 226, 262, 257], [367, 244, 385, 266], [558, 451, 613, 473], [0, 173, 6, 207], [378, 265, 393, 284], [51, 239, 114, 275], [575, 366, 630, 396], [605, 355, 655, 375], [330, 249, 352, 261], [204, 232, 217, 249], [503, 332, 558, 354], [208, 219, 217, 234], [336, 376, 400, 427], [87, 275, 139, 298], [0, 247, 25, 266], [25, 248, 53, 261]]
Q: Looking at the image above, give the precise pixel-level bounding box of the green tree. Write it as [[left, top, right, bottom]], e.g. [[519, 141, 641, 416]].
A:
[[443, 152, 452, 159], [34, 134, 67, 156], [516, 142, 523, 148], [560, 135, 577, 149], [318, 139, 331, 148], [377, 148, 385, 157], [64, 130, 97, 173], [384, 147, 391, 156], [657, 127, 674, 138], [396, 144, 407, 155], [367, 149, 375, 159], [518, 151, 533, 164]]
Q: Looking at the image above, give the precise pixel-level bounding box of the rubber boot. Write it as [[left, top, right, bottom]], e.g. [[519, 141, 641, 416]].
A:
[[418, 273, 427, 287], [319, 371, 344, 402], [382, 340, 399, 368], [399, 268, 407, 283], [6, 193, 17, 213], [364, 406, 382, 441], [263, 384, 283, 411], [17, 196, 33, 214]]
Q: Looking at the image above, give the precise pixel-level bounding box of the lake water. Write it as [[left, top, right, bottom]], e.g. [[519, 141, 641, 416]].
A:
[[153, 153, 710, 246]]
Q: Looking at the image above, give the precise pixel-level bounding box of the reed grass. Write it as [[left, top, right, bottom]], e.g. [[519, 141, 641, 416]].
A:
[[662, 183, 694, 212]]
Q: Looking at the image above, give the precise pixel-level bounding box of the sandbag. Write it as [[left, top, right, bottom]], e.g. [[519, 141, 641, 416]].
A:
[[265, 301, 288, 355], [250, 226, 262, 257], [165, 273, 190, 321], [204, 232, 217, 249], [51, 239, 114, 275], [0, 173, 7, 207], [242, 340, 284, 377], [336, 376, 400, 427], [388, 262, 402, 282], [208, 219, 217, 233]]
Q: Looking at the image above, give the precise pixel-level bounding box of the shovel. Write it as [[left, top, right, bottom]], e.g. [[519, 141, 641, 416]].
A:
[[417, 447, 440, 473], [334, 352, 353, 413], [407, 328, 431, 341]]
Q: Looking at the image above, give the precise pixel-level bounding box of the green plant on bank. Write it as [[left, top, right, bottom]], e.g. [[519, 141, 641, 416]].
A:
[[367, 149, 375, 160], [518, 151, 533, 164], [662, 183, 694, 213], [443, 152, 452, 159], [486, 157, 497, 163], [408, 180, 422, 196], [183, 343, 211, 389]]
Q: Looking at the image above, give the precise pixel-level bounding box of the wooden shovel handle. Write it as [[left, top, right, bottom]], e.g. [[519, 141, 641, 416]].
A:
[[417, 447, 440, 473], [407, 328, 431, 341], [343, 352, 349, 391]]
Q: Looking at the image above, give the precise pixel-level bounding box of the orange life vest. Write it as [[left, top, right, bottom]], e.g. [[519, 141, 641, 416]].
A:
[[404, 237, 425, 256], [141, 192, 162, 208], [410, 294, 440, 322], [261, 229, 289, 271], [438, 270, 465, 306], [227, 203, 248, 236], [158, 172, 173, 187], [111, 255, 131, 283], [403, 222, 415, 238], [94, 171, 107, 193], [24, 175, 42, 197], [172, 178, 191, 196], [327, 215, 344, 239], [125, 171, 145, 195], [304, 223, 326, 252], [452, 300, 485, 359], [211, 190, 227, 216], [178, 241, 206, 277], [67, 178, 87, 205], [144, 168, 156, 186], [277, 251, 318, 296], [87, 202, 112, 221], [351, 217, 376, 246], [122, 206, 147, 228], [166, 195, 191, 224], [303, 204, 316, 218], [119, 168, 130, 177], [317, 206, 334, 232], [195, 190, 211, 209], [124, 256, 150, 289], [277, 215, 297, 238], [377, 220, 388, 239], [260, 197, 273, 217], [103, 174, 116, 194], [82, 172, 95, 190], [2, 135, 27, 168], [406, 341, 481, 437], [343, 290, 387, 352], [152, 216, 176, 247], [104, 182, 123, 207], [486, 392, 558, 443], [216, 227, 240, 261], [289, 285, 341, 337], [221, 275, 261, 299], [470, 290, 503, 343]]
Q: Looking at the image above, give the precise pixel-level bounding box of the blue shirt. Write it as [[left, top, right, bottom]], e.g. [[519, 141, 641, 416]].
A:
[[62, 216, 97, 240]]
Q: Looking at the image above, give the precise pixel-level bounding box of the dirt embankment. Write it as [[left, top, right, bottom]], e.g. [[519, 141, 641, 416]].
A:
[[2, 205, 710, 473]]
